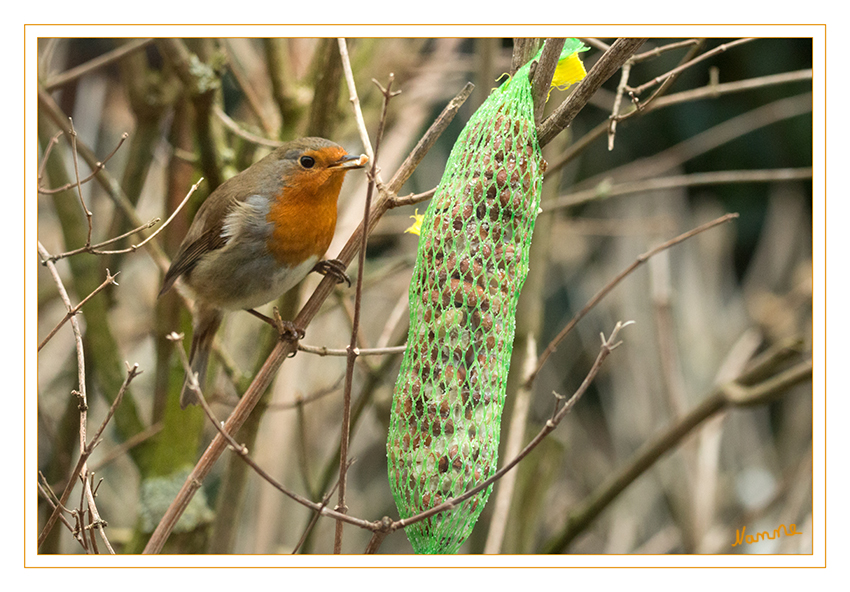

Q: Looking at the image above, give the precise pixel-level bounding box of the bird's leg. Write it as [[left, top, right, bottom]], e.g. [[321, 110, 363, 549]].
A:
[[245, 308, 305, 345], [312, 259, 351, 287]]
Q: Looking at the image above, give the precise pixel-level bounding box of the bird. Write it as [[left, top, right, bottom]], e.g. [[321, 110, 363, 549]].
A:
[[159, 137, 368, 408]]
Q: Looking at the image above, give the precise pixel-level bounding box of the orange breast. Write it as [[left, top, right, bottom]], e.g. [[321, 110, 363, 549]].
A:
[[265, 170, 344, 267]]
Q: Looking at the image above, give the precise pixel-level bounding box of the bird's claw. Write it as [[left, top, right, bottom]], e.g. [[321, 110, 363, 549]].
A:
[[271, 307, 305, 343], [245, 307, 305, 354], [312, 259, 351, 287]]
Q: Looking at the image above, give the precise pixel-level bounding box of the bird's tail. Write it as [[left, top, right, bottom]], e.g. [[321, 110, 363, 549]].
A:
[[180, 305, 223, 409]]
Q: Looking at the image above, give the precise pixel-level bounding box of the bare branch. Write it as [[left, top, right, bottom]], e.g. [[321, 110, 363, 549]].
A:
[[297, 343, 407, 357], [628, 38, 756, 97], [38, 132, 129, 195], [550, 167, 813, 210], [38, 269, 120, 351], [37, 361, 140, 549], [338, 38, 374, 162], [541, 348, 812, 553], [527, 213, 740, 388], [538, 37, 647, 147], [42, 38, 155, 91], [335, 73, 397, 554]]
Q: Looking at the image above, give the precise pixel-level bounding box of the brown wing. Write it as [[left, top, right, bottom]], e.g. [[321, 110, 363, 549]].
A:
[[158, 225, 228, 296], [158, 143, 299, 296], [158, 184, 243, 296]]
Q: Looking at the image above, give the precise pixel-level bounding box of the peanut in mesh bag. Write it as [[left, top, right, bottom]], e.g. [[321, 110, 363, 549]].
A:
[[388, 40, 588, 554]]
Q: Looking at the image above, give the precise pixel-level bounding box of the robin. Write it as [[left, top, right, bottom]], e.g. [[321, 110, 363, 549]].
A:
[[160, 137, 368, 408]]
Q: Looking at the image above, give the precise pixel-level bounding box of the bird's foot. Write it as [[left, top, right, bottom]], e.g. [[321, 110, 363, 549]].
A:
[[246, 308, 305, 353], [312, 259, 351, 287]]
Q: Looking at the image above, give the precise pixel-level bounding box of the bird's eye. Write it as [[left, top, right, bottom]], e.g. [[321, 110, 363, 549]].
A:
[[300, 155, 315, 168]]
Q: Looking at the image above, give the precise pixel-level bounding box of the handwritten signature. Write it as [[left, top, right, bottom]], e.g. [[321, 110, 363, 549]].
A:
[[732, 523, 802, 547]]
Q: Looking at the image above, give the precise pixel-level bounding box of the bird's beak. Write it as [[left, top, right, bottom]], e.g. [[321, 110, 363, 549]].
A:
[[329, 153, 369, 170]]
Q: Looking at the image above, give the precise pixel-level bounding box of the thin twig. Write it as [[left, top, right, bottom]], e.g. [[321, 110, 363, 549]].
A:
[[38, 269, 120, 352], [629, 38, 756, 97], [67, 118, 94, 247], [37, 361, 140, 548], [544, 84, 812, 179], [166, 333, 375, 527], [37, 474, 79, 545], [82, 473, 113, 554], [627, 38, 706, 116], [43, 176, 203, 263], [38, 131, 64, 185], [292, 463, 351, 554], [38, 86, 173, 274], [636, 68, 813, 115], [630, 39, 702, 64], [541, 351, 812, 553], [578, 38, 610, 52], [88, 422, 164, 473], [213, 105, 283, 148], [95, 176, 204, 255], [338, 38, 374, 162], [36, 242, 89, 547], [607, 60, 632, 150], [549, 167, 814, 210], [388, 188, 437, 209], [173, 331, 378, 531], [334, 73, 398, 554], [42, 38, 155, 91], [38, 132, 129, 195], [526, 213, 740, 388], [297, 343, 407, 357], [563, 91, 812, 209], [42, 218, 159, 262]]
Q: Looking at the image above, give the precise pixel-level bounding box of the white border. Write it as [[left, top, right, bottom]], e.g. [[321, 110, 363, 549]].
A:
[[24, 23, 827, 573]]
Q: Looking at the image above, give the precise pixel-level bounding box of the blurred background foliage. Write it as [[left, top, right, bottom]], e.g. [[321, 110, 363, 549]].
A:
[[36, 36, 813, 555]]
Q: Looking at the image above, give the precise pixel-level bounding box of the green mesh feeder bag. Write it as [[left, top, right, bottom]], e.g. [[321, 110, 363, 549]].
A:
[[387, 40, 588, 554]]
